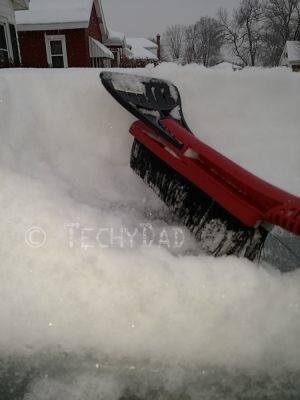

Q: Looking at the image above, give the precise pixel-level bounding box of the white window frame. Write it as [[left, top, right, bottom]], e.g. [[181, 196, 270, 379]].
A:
[[0, 18, 14, 62], [45, 34, 68, 68]]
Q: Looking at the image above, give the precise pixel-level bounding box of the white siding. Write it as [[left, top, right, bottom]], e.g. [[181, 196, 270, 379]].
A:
[[0, 0, 16, 25]]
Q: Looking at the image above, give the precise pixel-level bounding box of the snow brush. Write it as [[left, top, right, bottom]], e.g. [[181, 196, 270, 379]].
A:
[[100, 71, 300, 261]]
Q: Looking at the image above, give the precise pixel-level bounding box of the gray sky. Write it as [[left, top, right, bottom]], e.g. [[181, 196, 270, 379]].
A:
[[102, 0, 240, 38]]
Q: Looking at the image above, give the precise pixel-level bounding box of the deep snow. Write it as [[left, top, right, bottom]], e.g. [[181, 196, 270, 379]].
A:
[[0, 64, 299, 399]]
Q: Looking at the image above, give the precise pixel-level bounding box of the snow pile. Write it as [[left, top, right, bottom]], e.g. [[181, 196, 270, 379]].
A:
[[0, 65, 299, 398]]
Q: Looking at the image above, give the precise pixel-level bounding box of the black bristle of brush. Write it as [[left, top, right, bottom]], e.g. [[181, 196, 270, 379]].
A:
[[130, 139, 268, 261]]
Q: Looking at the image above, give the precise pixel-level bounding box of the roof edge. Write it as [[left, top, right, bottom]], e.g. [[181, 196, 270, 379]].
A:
[[17, 21, 89, 31]]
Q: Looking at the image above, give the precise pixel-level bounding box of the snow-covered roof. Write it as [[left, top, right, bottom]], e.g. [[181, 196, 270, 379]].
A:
[[211, 61, 242, 70], [104, 30, 126, 47], [16, 0, 103, 31], [126, 38, 158, 60], [286, 41, 300, 62], [127, 38, 158, 50]]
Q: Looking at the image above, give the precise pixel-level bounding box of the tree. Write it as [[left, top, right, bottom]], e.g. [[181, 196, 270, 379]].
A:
[[218, 0, 264, 66], [184, 17, 224, 66], [163, 25, 185, 62], [184, 24, 199, 64]]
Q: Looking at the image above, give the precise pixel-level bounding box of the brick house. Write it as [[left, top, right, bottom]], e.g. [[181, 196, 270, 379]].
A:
[[16, 0, 115, 68], [0, 0, 29, 67]]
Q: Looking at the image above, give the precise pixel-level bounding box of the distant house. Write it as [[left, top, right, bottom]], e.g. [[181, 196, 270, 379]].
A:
[[121, 37, 158, 68], [16, 0, 114, 68], [104, 30, 128, 67], [279, 41, 300, 72], [0, 0, 29, 67], [126, 38, 158, 60]]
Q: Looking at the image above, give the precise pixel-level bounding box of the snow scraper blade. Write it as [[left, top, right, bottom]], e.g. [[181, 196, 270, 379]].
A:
[[100, 71, 300, 261], [100, 71, 192, 145]]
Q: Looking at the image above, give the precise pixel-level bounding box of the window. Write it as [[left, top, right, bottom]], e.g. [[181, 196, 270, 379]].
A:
[[0, 23, 9, 66], [50, 40, 64, 67], [9, 24, 20, 65], [45, 35, 68, 68], [0, 21, 20, 67]]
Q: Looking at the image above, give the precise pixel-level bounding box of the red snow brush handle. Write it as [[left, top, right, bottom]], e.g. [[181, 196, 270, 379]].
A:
[[130, 118, 300, 235], [265, 203, 300, 235]]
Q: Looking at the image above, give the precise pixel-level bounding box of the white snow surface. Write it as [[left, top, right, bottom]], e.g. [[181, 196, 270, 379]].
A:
[[211, 61, 242, 70], [0, 64, 300, 374], [16, 0, 94, 25]]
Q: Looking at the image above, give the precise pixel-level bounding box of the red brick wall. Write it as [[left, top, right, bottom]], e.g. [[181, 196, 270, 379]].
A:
[[86, 4, 102, 42], [18, 28, 87, 67], [18, 31, 48, 67], [18, 4, 102, 68], [65, 29, 88, 67]]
